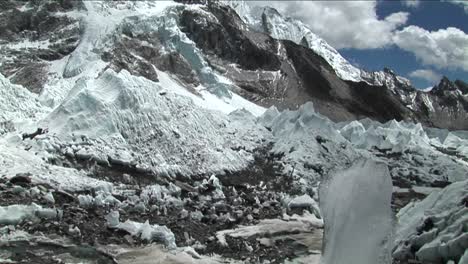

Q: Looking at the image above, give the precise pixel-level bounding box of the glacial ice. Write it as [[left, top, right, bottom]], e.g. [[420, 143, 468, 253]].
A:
[[45, 69, 269, 177], [105, 210, 176, 249], [319, 159, 393, 264], [0, 203, 61, 225], [0, 73, 48, 135], [393, 180, 468, 263]]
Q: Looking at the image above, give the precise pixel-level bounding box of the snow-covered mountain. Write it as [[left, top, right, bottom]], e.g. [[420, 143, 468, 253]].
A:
[[0, 1, 467, 263], [225, 1, 468, 130], [227, 3, 412, 87]]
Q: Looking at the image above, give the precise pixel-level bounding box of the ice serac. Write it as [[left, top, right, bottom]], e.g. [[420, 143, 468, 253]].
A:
[[393, 180, 468, 263], [319, 159, 393, 264]]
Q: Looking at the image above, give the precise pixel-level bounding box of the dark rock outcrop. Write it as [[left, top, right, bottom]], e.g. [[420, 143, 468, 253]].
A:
[[180, 5, 281, 71], [102, 16, 200, 87], [0, 0, 82, 93], [410, 78, 468, 130]]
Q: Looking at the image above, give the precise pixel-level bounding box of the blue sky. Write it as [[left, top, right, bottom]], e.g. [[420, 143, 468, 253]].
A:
[[339, 0, 468, 88]]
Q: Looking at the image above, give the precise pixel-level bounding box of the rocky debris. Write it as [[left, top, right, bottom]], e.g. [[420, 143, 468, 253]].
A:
[[0, 144, 322, 263], [8, 173, 32, 187], [0, 1, 82, 93], [8, 63, 48, 94], [391, 187, 428, 212], [0, 239, 115, 264]]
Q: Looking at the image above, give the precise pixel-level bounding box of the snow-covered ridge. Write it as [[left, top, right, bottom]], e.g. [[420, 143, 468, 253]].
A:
[[225, 2, 413, 91], [260, 7, 362, 83]]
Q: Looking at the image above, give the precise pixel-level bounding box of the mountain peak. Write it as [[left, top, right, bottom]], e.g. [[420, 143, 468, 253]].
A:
[[433, 76, 461, 92], [383, 67, 395, 75]]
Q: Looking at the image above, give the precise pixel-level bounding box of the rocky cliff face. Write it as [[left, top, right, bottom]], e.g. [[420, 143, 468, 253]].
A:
[[0, 0, 83, 93]]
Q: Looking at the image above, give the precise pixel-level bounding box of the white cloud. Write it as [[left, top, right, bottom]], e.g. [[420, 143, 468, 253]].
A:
[[393, 26, 468, 71], [248, 1, 409, 49], [408, 69, 442, 83], [402, 0, 421, 8]]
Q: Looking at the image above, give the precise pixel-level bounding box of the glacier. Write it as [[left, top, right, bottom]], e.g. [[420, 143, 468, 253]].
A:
[[0, 1, 467, 263]]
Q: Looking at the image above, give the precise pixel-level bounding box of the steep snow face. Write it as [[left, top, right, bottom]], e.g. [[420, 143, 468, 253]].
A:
[[45, 69, 270, 177], [229, 3, 414, 91], [62, 1, 179, 79], [393, 180, 468, 263], [260, 7, 362, 82], [319, 159, 393, 264]]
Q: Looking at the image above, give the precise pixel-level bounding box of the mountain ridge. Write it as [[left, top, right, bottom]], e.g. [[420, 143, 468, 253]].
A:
[[1, 0, 467, 129]]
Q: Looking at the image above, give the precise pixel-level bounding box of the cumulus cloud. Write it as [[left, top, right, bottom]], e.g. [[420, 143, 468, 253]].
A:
[[248, 1, 409, 49], [393, 26, 468, 71], [402, 0, 421, 8], [408, 69, 442, 83]]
